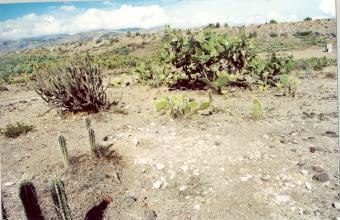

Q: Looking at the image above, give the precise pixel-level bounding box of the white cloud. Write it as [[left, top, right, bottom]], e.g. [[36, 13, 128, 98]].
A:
[[0, 4, 169, 39], [0, 0, 336, 40], [320, 0, 335, 16], [60, 5, 76, 12]]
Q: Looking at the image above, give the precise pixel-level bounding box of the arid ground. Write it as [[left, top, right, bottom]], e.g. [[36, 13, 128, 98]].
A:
[[1, 19, 339, 219]]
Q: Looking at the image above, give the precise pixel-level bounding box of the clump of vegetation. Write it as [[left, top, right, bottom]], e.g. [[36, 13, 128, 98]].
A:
[[276, 74, 299, 97], [304, 17, 312, 21], [58, 135, 70, 168], [294, 31, 313, 37], [34, 55, 111, 113], [50, 177, 72, 220], [249, 31, 257, 38], [269, 32, 278, 37], [0, 54, 63, 84], [18, 179, 44, 220], [112, 45, 131, 56], [85, 117, 92, 130], [136, 27, 294, 91], [3, 122, 34, 138], [269, 19, 278, 24], [155, 91, 212, 119], [224, 23, 229, 28], [252, 99, 262, 119]]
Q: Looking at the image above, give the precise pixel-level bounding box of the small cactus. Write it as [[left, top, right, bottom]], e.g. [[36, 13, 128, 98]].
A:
[[252, 98, 262, 119], [84, 117, 92, 130], [88, 128, 96, 154], [50, 178, 72, 220], [18, 179, 44, 220], [58, 135, 70, 168]]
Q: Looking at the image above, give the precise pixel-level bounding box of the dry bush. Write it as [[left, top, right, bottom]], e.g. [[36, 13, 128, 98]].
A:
[[34, 55, 112, 113]]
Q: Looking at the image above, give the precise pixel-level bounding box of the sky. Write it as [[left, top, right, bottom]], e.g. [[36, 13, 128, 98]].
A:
[[0, 0, 336, 40]]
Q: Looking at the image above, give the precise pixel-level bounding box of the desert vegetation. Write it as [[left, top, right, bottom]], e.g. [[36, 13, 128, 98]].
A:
[[0, 18, 338, 219]]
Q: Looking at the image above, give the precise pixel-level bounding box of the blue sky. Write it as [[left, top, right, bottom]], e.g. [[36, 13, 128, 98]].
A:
[[0, 0, 335, 40]]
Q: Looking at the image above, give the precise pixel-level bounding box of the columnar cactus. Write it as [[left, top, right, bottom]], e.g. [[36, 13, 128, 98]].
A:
[[18, 180, 44, 220], [84, 117, 91, 130], [50, 178, 72, 220], [88, 128, 96, 154], [58, 135, 70, 168]]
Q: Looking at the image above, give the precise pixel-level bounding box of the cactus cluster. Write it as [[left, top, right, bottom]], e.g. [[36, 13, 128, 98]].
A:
[[34, 55, 108, 113], [18, 179, 44, 220], [84, 117, 92, 130], [58, 135, 70, 168], [50, 178, 72, 220], [155, 90, 212, 119], [252, 98, 263, 119], [88, 128, 96, 155]]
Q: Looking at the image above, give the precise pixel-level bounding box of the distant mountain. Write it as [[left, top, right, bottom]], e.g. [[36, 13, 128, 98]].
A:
[[0, 28, 148, 55]]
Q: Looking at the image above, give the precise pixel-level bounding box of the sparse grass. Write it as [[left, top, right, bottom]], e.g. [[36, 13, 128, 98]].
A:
[[3, 122, 34, 138]]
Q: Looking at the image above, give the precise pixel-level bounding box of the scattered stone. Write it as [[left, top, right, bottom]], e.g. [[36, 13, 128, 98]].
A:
[[275, 194, 290, 204], [332, 202, 340, 209], [122, 196, 137, 207], [240, 175, 252, 182], [322, 131, 338, 138], [310, 147, 316, 153], [297, 161, 305, 167], [3, 182, 15, 187], [311, 166, 325, 173], [133, 138, 139, 146], [194, 204, 201, 210], [312, 172, 330, 182], [179, 185, 187, 191], [19, 100, 28, 104], [214, 141, 221, 146], [103, 136, 109, 141], [156, 163, 165, 170], [152, 181, 162, 189], [305, 182, 312, 190], [261, 175, 271, 181], [280, 136, 288, 144], [301, 170, 309, 176], [180, 165, 189, 172], [144, 209, 157, 220], [292, 140, 298, 144]]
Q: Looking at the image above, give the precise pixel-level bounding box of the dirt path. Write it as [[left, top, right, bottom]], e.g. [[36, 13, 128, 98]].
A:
[[0, 67, 339, 219]]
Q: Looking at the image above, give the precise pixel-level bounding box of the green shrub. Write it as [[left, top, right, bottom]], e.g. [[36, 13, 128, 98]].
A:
[[269, 19, 278, 24], [3, 122, 34, 138], [224, 23, 229, 28], [155, 91, 212, 118], [294, 31, 313, 37], [34, 55, 110, 113], [304, 17, 312, 21], [249, 31, 257, 38], [112, 45, 131, 55], [269, 32, 278, 37]]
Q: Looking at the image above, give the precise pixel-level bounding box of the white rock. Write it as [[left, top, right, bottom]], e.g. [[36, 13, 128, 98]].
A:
[[179, 185, 187, 191], [3, 182, 15, 187], [301, 170, 309, 176], [133, 138, 139, 146], [150, 122, 156, 126], [261, 175, 271, 181], [134, 158, 148, 165], [152, 181, 162, 189], [219, 167, 225, 172], [156, 163, 165, 170], [275, 194, 290, 204], [181, 165, 189, 172], [333, 202, 340, 209], [193, 169, 200, 176], [240, 175, 252, 182], [194, 204, 201, 210], [305, 182, 312, 190]]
